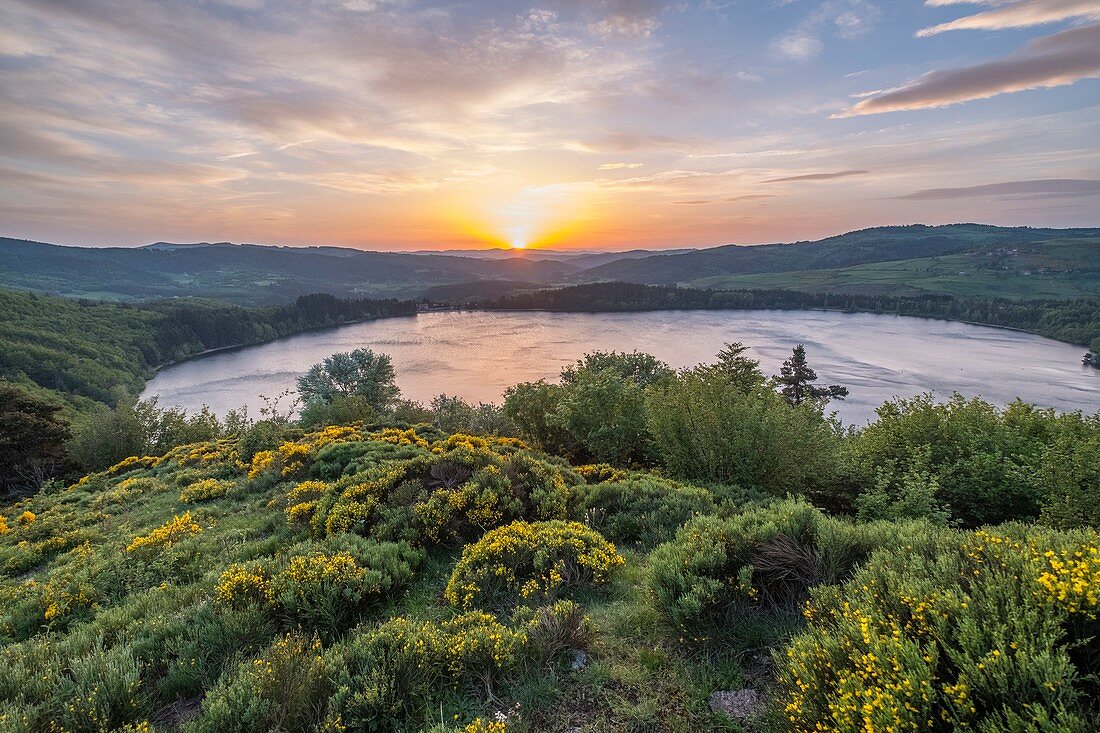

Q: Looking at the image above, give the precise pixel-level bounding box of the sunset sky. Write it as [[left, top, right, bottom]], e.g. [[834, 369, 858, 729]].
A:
[[2, 0, 1098, 250]]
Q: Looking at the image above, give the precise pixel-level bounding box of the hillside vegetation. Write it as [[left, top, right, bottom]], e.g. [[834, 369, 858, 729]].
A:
[[0, 290, 414, 413], [1, 347, 1099, 732], [575, 225, 1100, 290]]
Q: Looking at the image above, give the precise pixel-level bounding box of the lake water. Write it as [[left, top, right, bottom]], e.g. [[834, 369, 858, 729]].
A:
[[142, 309, 1099, 425]]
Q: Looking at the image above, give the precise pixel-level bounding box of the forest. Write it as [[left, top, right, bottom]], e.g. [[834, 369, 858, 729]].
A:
[[1, 345, 1098, 732]]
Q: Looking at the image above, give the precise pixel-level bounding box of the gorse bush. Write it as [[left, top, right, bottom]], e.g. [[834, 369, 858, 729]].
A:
[[571, 475, 715, 547], [187, 634, 334, 733], [216, 536, 421, 636], [777, 525, 1100, 732], [331, 612, 527, 730], [445, 520, 624, 609], [647, 501, 922, 630]]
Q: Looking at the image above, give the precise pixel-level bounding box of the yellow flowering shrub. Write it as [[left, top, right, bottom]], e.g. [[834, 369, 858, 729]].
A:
[[216, 562, 275, 609], [190, 634, 334, 733], [248, 426, 365, 480], [777, 526, 1100, 732], [125, 512, 202, 556], [369, 427, 431, 447], [17, 511, 36, 526], [0, 515, 8, 535], [432, 433, 528, 453], [574, 463, 628, 484], [179, 478, 232, 504], [463, 718, 506, 733], [215, 539, 421, 635], [444, 520, 624, 609]]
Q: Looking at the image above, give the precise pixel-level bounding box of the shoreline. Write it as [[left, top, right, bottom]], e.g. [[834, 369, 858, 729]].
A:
[[149, 312, 418, 374]]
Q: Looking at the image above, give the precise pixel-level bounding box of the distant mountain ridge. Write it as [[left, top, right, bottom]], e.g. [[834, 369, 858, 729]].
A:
[[3, 223, 1098, 305]]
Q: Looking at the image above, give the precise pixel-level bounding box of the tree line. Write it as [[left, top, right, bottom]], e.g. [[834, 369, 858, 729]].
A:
[[472, 282, 1100, 348]]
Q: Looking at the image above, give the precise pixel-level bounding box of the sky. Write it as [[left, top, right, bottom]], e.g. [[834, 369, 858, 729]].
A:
[[1, 0, 1098, 251]]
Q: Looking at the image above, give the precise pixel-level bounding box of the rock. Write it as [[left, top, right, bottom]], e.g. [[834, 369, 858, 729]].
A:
[[709, 689, 762, 721], [570, 649, 589, 671]]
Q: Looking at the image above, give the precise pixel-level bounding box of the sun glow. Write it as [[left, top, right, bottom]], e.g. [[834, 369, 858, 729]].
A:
[[450, 183, 593, 250]]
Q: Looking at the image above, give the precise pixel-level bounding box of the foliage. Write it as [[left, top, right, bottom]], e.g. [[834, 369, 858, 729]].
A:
[[646, 501, 917, 630], [777, 525, 1100, 732], [774, 344, 848, 406], [504, 351, 668, 466], [297, 348, 400, 411], [429, 394, 519, 437], [187, 634, 334, 733], [444, 520, 624, 609], [646, 366, 842, 494], [0, 381, 71, 498], [840, 394, 1100, 527], [571, 475, 715, 547]]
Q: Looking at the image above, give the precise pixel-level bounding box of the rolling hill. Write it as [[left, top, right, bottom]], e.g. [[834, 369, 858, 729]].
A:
[[3, 224, 1099, 306], [574, 224, 1100, 288]]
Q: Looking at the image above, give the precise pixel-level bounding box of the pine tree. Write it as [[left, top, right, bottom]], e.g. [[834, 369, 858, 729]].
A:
[[775, 344, 849, 406]]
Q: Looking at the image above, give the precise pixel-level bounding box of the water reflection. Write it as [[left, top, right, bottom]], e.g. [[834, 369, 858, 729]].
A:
[[143, 310, 1099, 425]]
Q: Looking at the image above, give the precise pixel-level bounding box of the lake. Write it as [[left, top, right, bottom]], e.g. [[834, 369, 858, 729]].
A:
[[142, 309, 1099, 425]]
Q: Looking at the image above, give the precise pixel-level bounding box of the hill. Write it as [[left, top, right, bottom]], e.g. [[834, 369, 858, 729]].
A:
[[0, 238, 579, 305], [576, 224, 1100, 291], [0, 289, 415, 414], [2, 407, 1099, 732], [4, 225, 1100, 306]]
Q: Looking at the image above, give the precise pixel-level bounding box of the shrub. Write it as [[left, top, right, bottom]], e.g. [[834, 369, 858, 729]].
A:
[[331, 612, 526, 729], [571, 475, 716, 547], [52, 643, 144, 733], [646, 372, 841, 496], [188, 634, 334, 733], [444, 520, 624, 609], [513, 600, 593, 668], [179, 478, 231, 503], [125, 512, 202, 557], [777, 526, 1100, 732], [647, 501, 917, 630], [841, 395, 1099, 527], [215, 537, 421, 636]]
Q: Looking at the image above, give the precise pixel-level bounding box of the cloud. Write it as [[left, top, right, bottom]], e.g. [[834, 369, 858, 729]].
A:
[[917, 0, 1100, 37], [671, 199, 712, 204], [774, 31, 824, 60], [896, 178, 1100, 199], [837, 22, 1100, 116], [598, 162, 644, 169], [762, 169, 870, 182], [774, 0, 881, 60]]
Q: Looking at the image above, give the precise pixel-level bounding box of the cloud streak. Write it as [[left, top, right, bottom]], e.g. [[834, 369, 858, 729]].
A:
[[838, 22, 1100, 116], [918, 0, 1100, 37], [896, 178, 1100, 199], [763, 169, 870, 182]]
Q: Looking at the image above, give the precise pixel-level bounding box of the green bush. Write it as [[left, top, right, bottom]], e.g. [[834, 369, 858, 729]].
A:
[[314, 443, 575, 545], [647, 501, 921, 629], [187, 634, 334, 733], [571, 475, 716, 547], [216, 536, 422, 637], [331, 612, 526, 730], [646, 371, 841, 496], [444, 520, 624, 609], [841, 394, 1099, 527], [777, 525, 1100, 731]]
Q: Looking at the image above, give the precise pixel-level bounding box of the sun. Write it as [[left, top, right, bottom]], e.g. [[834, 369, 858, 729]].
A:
[[510, 239, 527, 249]]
